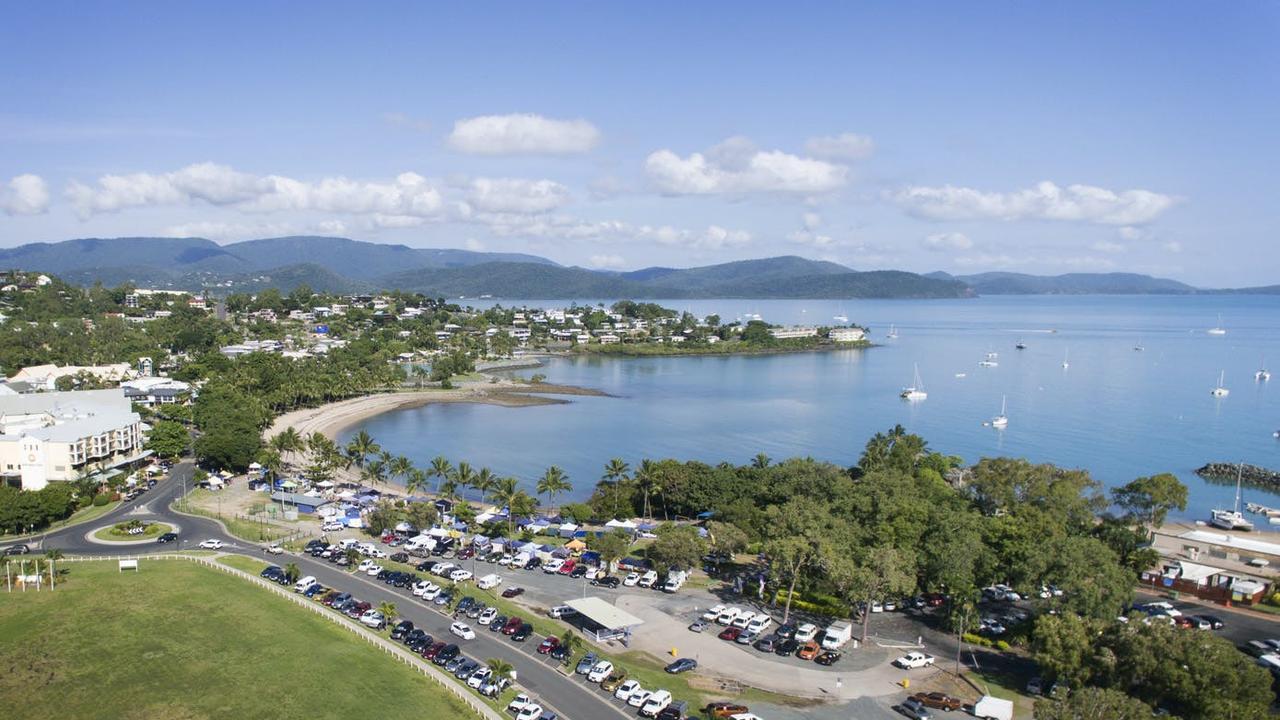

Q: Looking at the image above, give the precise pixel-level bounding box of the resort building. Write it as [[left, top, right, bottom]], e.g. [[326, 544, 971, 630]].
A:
[[120, 376, 193, 407], [769, 326, 818, 340], [0, 389, 146, 490], [830, 327, 867, 342], [7, 363, 136, 391]]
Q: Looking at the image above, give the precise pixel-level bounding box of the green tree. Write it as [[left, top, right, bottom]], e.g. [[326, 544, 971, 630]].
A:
[[601, 457, 630, 517], [473, 467, 497, 503], [592, 529, 631, 574], [377, 601, 398, 623], [283, 562, 301, 584], [345, 430, 380, 471], [536, 466, 572, 508], [1034, 688, 1169, 720], [828, 544, 916, 644], [486, 657, 514, 680], [1112, 473, 1188, 529], [429, 456, 454, 494], [765, 496, 830, 623], [146, 420, 190, 459], [1031, 613, 1099, 689], [706, 520, 749, 555], [648, 524, 707, 573]]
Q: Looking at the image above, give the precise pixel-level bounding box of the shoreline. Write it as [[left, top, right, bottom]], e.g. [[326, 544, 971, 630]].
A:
[[266, 380, 609, 443]]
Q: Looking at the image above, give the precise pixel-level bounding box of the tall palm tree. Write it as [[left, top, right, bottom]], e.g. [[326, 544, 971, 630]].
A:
[[635, 459, 662, 521], [473, 467, 497, 504], [536, 466, 571, 510], [556, 629, 583, 667], [602, 457, 630, 519], [362, 459, 388, 488], [389, 455, 414, 488], [405, 468, 429, 497], [377, 601, 398, 622], [344, 547, 362, 569], [438, 478, 460, 505], [284, 562, 301, 584], [452, 461, 476, 500], [429, 456, 454, 494], [345, 430, 380, 470], [493, 476, 523, 535], [486, 657, 514, 680]]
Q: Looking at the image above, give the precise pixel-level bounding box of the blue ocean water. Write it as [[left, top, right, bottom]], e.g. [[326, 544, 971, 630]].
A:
[[342, 295, 1280, 525]]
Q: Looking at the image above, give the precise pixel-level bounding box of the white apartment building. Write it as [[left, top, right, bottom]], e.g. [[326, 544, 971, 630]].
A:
[[769, 326, 818, 340], [830, 327, 867, 342], [0, 389, 145, 491]]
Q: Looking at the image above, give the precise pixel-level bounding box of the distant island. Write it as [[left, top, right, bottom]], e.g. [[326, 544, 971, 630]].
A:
[[0, 235, 1270, 298]]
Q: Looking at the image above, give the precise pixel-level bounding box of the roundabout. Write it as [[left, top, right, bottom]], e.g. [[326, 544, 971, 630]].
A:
[[88, 521, 177, 545]]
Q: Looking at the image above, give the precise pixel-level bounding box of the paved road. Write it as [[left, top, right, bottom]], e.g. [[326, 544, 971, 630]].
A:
[[31, 462, 627, 720]]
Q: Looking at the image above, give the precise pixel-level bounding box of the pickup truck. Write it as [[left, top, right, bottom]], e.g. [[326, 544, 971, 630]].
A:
[[894, 652, 936, 669]]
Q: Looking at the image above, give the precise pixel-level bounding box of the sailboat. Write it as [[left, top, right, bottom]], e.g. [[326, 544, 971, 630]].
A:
[[979, 350, 998, 368], [1208, 314, 1227, 335], [1062, 348, 1070, 369], [1211, 370, 1229, 397], [886, 324, 899, 339], [1015, 338, 1027, 350], [1256, 356, 1271, 382], [989, 395, 1009, 428], [900, 364, 927, 401], [1133, 338, 1145, 352], [1210, 464, 1254, 531], [832, 303, 848, 324]]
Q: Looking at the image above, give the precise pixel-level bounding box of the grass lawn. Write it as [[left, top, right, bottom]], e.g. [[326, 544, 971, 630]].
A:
[[176, 492, 291, 542], [0, 559, 480, 720], [92, 522, 173, 542], [217, 554, 270, 574], [966, 668, 1035, 718]]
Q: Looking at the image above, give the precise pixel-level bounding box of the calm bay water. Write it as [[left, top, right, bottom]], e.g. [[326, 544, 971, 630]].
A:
[[342, 295, 1280, 525]]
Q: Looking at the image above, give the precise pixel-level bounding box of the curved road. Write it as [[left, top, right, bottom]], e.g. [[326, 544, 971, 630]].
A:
[[33, 462, 630, 720]]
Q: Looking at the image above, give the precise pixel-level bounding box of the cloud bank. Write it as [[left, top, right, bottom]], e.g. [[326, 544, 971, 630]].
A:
[[893, 181, 1175, 225], [448, 113, 600, 155]]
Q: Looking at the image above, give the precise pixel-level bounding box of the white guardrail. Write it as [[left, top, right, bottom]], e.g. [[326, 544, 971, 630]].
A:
[[58, 554, 504, 720]]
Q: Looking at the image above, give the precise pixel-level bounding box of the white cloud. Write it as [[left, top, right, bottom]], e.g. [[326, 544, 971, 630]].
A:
[[0, 174, 50, 215], [893, 180, 1176, 225], [1162, 241, 1183, 253], [644, 139, 848, 195], [466, 177, 571, 214], [589, 254, 626, 269], [1117, 226, 1146, 241], [922, 232, 974, 251], [788, 230, 834, 247], [65, 163, 446, 220], [447, 113, 600, 155], [802, 212, 822, 231], [804, 132, 875, 161], [474, 211, 750, 250]]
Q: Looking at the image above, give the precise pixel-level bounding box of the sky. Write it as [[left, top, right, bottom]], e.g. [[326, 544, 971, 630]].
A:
[[1, 2, 1277, 286]]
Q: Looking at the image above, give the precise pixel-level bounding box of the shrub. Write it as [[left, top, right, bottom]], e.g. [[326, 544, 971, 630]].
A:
[[963, 632, 995, 648], [93, 493, 111, 507], [996, 640, 1011, 652]]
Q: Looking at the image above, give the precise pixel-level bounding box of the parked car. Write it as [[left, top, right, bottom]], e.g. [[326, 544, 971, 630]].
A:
[[665, 658, 697, 674], [537, 636, 560, 654], [623, 572, 641, 586], [794, 622, 818, 642], [587, 660, 615, 682], [753, 634, 778, 653], [592, 575, 621, 588], [502, 616, 524, 635], [704, 702, 750, 719], [512, 623, 534, 641], [797, 641, 821, 660], [912, 692, 963, 711], [575, 652, 599, 674], [450, 621, 476, 640], [688, 619, 708, 633], [815, 650, 841, 665], [502, 586, 526, 598], [718, 626, 742, 641], [774, 638, 799, 656], [507, 693, 535, 713], [478, 607, 499, 625], [601, 671, 627, 692], [894, 652, 936, 669], [614, 679, 643, 701], [899, 696, 933, 719]]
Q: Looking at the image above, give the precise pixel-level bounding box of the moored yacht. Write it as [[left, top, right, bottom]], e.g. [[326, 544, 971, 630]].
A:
[[1210, 465, 1254, 531], [1211, 370, 1229, 397], [900, 364, 927, 401]]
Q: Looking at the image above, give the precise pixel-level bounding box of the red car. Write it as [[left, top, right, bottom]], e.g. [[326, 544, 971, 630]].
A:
[[718, 626, 742, 641], [924, 593, 947, 608], [502, 587, 525, 599], [422, 642, 446, 660], [557, 559, 576, 575], [501, 616, 524, 635], [537, 636, 560, 654]]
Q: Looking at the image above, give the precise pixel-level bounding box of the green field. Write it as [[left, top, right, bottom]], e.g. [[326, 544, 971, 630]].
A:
[[0, 560, 479, 720]]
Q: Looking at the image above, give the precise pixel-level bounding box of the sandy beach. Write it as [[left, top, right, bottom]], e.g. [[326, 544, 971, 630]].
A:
[[266, 379, 608, 443]]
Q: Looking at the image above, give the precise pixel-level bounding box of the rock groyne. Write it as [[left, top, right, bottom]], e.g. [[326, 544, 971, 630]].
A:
[[1196, 463, 1280, 490]]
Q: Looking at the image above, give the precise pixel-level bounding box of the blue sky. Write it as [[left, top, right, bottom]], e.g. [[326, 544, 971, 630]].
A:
[[1, 2, 1276, 285]]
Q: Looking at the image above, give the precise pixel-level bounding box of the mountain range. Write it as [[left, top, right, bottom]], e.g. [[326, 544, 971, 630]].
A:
[[0, 235, 1261, 298]]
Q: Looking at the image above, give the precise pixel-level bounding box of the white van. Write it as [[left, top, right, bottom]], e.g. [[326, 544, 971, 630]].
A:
[[662, 569, 688, 593], [716, 607, 742, 625], [477, 573, 502, 590], [638, 570, 659, 588], [338, 538, 359, 550], [293, 575, 317, 592], [543, 558, 565, 574], [640, 689, 673, 717]]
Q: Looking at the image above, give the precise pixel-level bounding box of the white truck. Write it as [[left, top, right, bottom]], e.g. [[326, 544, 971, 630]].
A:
[[477, 573, 502, 590], [893, 651, 937, 669], [821, 620, 854, 650], [972, 695, 1013, 720]]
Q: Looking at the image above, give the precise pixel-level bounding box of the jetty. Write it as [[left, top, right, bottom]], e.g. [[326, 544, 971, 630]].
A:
[[1197, 463, 1280, 491]]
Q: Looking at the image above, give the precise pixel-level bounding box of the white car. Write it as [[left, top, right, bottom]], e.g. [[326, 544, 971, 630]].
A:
[[198, 539, 223, 549], [614, 679, 642, 701], [498, 555, 514, 566], [358, 559, 376, 572], [716, 607, 742, 625], [507, 694, 534, 712], [358, 610, 385, 628], [894, 652, 936, 669], [467, 667, 492, 689], [543, 558, 565, 574], [365, 563, 383, 576], [731, 610, 757, 629], [640, 689, 673, 717], [587, 660, 614, 682], [638, 570, 659, 588], [421, 586, 441, 601], [449, 569, 473, 583], [702, 603, 727, 621], [628, 689, 654, 708], [411, 581, 436, 597], [794, 622, 818, 642], [515, 704, 543, 720], [450, 621, 476, 640], [745, 615, 773, 634], [321, 520, 345, 531], [478, 607, 499, 625], [623, 572, 641, 586], [264, 543, 283, 555], [368, 548, 387, 559]]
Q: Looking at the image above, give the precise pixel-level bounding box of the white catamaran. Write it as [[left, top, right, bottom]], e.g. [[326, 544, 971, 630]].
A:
[[900, 364, 927, 401], [1210, 464, 1254, 531], [1211, 370, 1229, 397], [1208, 314, 1227, 336]]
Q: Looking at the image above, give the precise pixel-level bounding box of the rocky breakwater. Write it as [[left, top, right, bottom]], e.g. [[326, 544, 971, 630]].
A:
[[1197, 463, 1280, 490]]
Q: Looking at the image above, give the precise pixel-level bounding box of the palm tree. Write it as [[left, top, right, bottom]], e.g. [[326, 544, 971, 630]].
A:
[[493, 476, 523, 535], [362, 459, 388, 488], [439, 478, 460, 505], [751, 452, 771, 469], [536, 466, 571, 510], [635, 459, 662, 521], [429, 456, 454, 494], [257, 448, 284, 481], [389, 456, 414, 488], [44, 548, 64, 561], [453, 461, 476, 500], [405, 468, 429, 497], [377, 601, 398, 623], [602, 457, 630, 519], [344, 547, 362, 569], [473, 467, 497, 504], [486, 657, 514, 680], [345, 430, 380, 470], [556, 629, 583, 666], [284, 562, 301, 584]]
